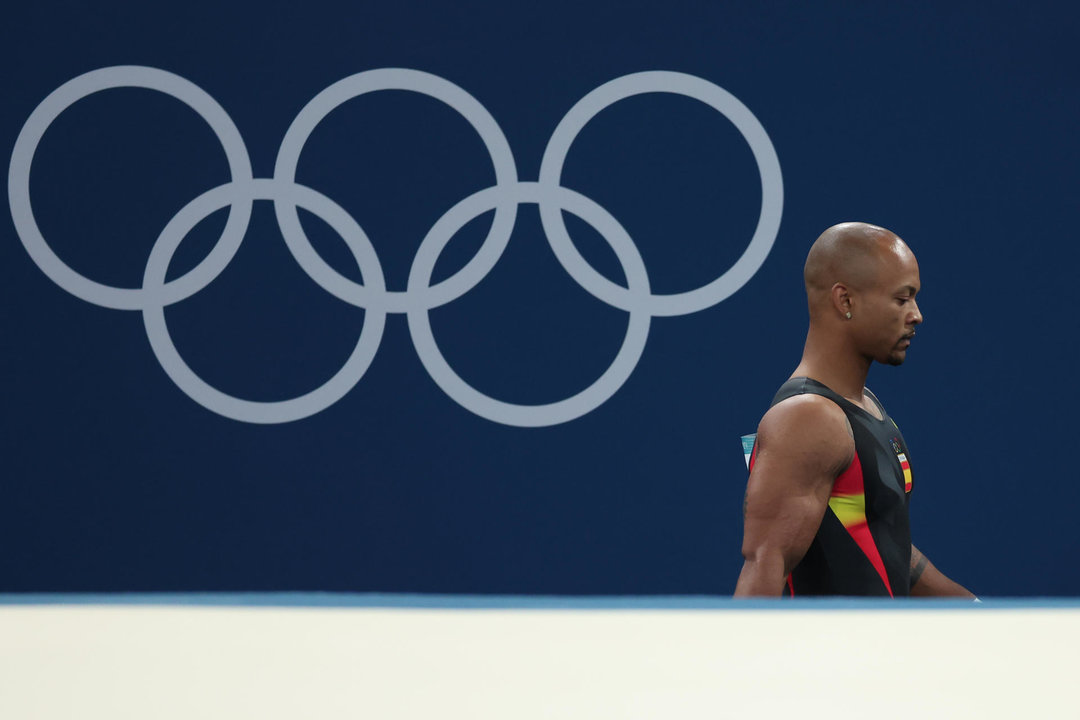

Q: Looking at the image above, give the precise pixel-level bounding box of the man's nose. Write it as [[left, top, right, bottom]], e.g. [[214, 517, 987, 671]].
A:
[[910, 300, 923, 325]]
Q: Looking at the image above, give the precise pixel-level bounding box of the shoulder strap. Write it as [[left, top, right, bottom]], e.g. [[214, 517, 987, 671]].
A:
[[771, 376, 847, 409], [863, 386, 888, 419]]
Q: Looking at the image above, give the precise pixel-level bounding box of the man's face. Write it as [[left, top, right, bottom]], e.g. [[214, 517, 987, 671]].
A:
[[854, 246, 923, 366]]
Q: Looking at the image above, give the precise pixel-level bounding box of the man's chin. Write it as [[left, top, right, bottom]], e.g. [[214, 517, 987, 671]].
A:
[[885, 351, 907, 366]]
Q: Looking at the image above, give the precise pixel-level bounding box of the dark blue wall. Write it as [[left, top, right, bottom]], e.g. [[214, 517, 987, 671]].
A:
[[3, 1, 1077, 596]]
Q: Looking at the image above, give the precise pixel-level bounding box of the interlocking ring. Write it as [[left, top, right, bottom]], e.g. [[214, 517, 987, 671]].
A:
[[8, 66, 254, 310], [8, 66, 783, 427]]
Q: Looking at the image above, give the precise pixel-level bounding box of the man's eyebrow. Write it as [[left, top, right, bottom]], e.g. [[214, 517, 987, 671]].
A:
[[896, 285, 918, 296]]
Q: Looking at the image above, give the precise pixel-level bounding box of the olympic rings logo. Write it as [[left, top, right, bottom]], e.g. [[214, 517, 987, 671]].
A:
[[8, 66, 782, 427]]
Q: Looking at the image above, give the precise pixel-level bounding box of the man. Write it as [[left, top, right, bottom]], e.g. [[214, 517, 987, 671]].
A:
[[734, 222, 974, 597]]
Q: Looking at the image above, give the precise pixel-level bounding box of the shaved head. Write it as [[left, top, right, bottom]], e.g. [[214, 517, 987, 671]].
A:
[[804, 222, 910, 299]]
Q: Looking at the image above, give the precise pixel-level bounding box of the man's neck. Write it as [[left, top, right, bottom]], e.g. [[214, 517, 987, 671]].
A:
[[793, 330, 872, 402]]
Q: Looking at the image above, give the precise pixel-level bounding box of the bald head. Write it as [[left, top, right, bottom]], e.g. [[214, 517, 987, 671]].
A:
[[804, 222, 910, 298], [800, 221, 923, 367]]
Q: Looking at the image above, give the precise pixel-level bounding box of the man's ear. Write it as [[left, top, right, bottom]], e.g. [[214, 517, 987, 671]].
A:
[[831, 282, 852, 319]]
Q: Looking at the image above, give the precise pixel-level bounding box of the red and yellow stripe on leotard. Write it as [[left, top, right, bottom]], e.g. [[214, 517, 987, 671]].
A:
[[826, 451, 894, 597]]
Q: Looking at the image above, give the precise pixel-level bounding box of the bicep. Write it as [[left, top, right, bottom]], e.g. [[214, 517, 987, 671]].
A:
[[741, 450, 834, 571]]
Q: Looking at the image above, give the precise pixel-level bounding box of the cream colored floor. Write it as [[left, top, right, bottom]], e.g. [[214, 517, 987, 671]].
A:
[[1, 605, 1075, 719]]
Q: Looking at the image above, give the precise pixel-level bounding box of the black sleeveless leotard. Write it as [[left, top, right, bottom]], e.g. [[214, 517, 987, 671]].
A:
[[753, 377, 914, 596]]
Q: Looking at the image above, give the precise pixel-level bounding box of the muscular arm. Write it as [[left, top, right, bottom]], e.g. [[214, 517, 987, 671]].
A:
[[909, 544, 976, 598], [733, 395, 854, 597]]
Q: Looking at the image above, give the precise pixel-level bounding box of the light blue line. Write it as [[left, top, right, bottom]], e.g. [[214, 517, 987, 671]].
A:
[[0, 593, 1078, 610]]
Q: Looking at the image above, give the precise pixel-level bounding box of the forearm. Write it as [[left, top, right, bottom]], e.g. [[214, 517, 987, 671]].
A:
[[910, 544, 975, 598], [734, 552, 789, 597]]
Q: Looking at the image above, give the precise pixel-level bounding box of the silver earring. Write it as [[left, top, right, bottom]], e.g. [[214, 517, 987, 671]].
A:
[[845, 311, 852, 319]]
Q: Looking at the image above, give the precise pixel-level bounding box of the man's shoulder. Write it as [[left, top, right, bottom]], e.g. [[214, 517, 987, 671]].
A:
[[757, 393, 854, 472], [762, 392, 847, 431]]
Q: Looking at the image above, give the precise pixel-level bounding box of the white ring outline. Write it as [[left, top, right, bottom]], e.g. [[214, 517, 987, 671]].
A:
[[7, 65, 254, 311], [407, 182, 651, 427], [141, 178, 387, 424], [538, 70, 783, 317], [273, 68, 519, 314]]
